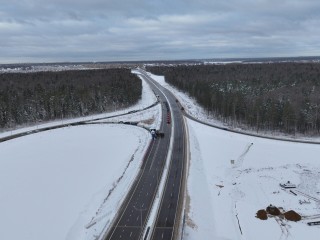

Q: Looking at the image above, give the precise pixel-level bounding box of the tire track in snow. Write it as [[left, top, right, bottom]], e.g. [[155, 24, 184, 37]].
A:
[[234, 143, 254, 169]]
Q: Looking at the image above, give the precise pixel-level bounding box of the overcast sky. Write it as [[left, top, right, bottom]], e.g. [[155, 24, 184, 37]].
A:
[[1, 0, 320, 63]]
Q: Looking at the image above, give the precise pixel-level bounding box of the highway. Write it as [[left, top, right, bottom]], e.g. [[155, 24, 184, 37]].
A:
[[103, 69, 187, 240], [103, 73, 175, 240], [142, 73, 186, 240]]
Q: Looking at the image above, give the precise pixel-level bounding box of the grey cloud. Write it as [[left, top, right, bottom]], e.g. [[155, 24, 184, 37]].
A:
[[1, 0, 320, 63]]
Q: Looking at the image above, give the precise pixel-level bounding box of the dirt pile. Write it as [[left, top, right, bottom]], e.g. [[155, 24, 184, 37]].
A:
[[256, 209, 268, 220], [256, 205, 302, 222], [284, 210, 301, 222], [266, 205, 281, 216]]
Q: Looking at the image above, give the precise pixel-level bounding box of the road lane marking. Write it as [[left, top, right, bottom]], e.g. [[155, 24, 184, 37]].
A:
[[106, 140, 158, 239], [148, 137, 162, 171]]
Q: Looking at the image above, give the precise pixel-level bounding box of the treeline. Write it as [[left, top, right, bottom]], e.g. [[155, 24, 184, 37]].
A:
[[0, 68, 141, 129], [148, 63, 320, 135]]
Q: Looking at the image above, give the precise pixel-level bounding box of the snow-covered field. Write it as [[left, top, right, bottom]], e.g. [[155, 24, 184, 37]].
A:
[[184, 119, 320, 240], [0, 124, 150, 240]]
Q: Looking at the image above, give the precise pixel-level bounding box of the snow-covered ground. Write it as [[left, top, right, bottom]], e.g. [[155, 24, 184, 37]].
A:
[[0, 124, 150, 240], [184, 119, 320, 240], [93, 104, 162, 130], [145, 71, 320, 240]]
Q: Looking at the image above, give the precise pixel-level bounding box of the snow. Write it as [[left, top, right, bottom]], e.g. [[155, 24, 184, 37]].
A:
[[0, 124, 150, 240], [145, 70, 320, 239], [93, 104, 162, 130], [184, 119, 320, 240], [147, 72, 235, 128], [148, 70, 320, 239]]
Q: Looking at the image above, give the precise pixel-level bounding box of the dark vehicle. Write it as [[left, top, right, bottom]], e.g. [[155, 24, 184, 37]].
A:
[[157, 132, 165, 138], [150, 129, 165, 139]]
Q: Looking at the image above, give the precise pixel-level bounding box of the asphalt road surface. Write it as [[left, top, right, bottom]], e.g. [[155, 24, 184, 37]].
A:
[[103, 73, 174, 240], [103, 69, 187, 240], [142, 73, 186, 240]]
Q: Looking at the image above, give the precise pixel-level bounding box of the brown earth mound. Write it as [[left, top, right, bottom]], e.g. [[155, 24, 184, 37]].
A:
[[284, 210, 301, 221], [256, 209, 268, 220], [266, 205, 281, 216]]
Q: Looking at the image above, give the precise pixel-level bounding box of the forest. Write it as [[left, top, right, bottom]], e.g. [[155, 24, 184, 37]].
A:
[[148, 63, 320, 135], [0, 68, 141, 129]]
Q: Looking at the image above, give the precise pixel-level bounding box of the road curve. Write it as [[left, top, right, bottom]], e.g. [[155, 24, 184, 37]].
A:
[[180, 104, 320, 145], [0, 101, 159, 144]]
